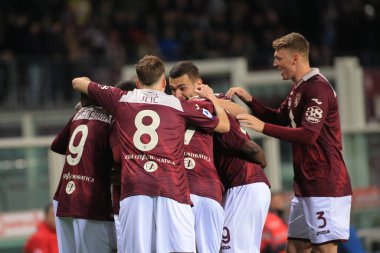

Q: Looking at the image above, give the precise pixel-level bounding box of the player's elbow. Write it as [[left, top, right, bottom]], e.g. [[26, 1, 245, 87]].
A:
[[72, 77, 81, 90], [258, 150, 267, 168], [72, 77, 91, 92]]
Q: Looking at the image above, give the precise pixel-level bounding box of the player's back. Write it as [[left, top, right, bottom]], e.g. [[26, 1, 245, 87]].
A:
[[103, 88, 219, 205], [214, 114, 270, 190], [184, 99, 224, 204], [52, 106, 114, 221]]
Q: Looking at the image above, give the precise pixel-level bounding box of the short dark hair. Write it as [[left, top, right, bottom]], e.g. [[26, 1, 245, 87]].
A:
[[135, 55, 165, 86], [80, 93, 97, 107], [115, 79, 136, 91], [169, 61, 200, 81]]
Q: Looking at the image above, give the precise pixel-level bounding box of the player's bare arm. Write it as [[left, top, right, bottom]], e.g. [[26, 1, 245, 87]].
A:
[[226, 87, 253, 103], [72, 77, 91, 94], [217, 98, 248, 117], [195, 84, 230, 133], [241, 140, 267, 168], [236, 113, 265, 132]]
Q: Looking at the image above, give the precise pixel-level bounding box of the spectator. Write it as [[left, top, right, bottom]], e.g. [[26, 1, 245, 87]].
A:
[[261, 193, 288, 253], [24, 203, 58, 253]]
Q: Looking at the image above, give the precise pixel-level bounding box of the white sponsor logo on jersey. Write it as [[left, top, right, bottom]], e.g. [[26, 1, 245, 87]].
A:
[[66, 181, 76, 194], [144, 161, 158, 172], [184, 157, 196, 170], [184, 152, 211, 162], [311, 98, 323, 105], [202, 108, 213, 119], [305, 106, 323, 123]]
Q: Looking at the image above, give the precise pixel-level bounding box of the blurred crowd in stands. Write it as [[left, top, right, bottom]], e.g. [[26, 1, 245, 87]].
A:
[[0, 0, 379, 108]]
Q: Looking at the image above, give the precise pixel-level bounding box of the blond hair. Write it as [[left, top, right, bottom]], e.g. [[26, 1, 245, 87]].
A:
[[272, 32, 309, 59]]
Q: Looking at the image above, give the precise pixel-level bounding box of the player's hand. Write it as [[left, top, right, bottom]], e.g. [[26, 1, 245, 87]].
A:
[[226, 87, 252, 103], [194, 84, 215, 100], [236, 113, 265, 132]]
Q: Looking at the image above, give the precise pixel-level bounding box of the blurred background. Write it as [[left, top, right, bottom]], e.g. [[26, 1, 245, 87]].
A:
[[0, 0, 380, 252]]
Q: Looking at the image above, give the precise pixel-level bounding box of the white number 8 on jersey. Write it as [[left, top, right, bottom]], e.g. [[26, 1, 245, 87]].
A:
[[133, 110, 160, 151]]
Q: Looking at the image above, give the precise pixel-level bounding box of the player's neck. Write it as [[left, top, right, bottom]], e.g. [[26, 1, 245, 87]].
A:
[[294, 64, 311, 83], [139, 83, 165, 92]]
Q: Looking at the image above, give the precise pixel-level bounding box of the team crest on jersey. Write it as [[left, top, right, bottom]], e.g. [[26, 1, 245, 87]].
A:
[[202, 108, 213, 119], [294, 93, 302, 107], [305, 106, 323, 123], [144, 161, 158, 172], [66, 181, 76, 194], [184, 157, 196, 170]]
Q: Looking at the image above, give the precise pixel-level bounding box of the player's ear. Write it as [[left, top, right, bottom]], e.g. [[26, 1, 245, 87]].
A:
[[293, 54, 299, 65], [161, 77, 167, 89]]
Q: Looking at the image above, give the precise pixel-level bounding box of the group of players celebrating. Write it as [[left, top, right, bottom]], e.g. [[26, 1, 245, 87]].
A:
[[51, 32, 352, 253]]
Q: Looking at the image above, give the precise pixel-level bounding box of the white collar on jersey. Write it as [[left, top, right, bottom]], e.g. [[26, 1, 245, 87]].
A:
[[295, 68, 320, 88]]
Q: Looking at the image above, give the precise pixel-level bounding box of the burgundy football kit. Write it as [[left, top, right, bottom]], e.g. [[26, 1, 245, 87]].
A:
[[249, 68, 352, 244], [51, 105, 117, 253], [88, 82, 220, 252]]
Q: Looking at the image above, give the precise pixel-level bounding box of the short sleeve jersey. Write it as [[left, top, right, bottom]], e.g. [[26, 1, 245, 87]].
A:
[[88, 82, 219, 205], [214, 113, 270, 190], [273, 68, 352, 197], [51, 106, 114, 221], [185, 99, 224, 204]]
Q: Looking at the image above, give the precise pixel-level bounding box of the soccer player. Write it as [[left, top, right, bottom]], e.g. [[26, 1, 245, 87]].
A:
[[169, 61, 227, 253], [214, 113, 271, 253], [71, 55, 230, 253], [170, 61, 270, 253], [51, 93, 117, 253], [227, 32, 353, 253], [109, 79, 137, 253]]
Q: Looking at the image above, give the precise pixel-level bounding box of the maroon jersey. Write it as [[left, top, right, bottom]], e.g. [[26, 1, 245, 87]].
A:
[[185, 99, 224, 204], [214, 113, 270, 190], [88, 82, 219, 205], [252, 69, 352, 197], [51, 106, 114, 221], [112, 184, 121, 214]]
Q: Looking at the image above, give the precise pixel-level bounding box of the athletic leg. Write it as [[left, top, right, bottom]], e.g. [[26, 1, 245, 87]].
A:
[[73, 218, 117, 253], [191, 194, 224, 253], [155, 196, 196, 253], [114, 214, 123, 253], [221, 182, 270, 253], [119, 195, 154, 253]]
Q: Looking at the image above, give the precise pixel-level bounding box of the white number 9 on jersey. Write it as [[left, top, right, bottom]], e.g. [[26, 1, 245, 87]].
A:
[[67, 124, 88, 166], [133, 110, 160, 151]]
